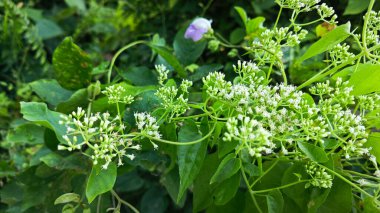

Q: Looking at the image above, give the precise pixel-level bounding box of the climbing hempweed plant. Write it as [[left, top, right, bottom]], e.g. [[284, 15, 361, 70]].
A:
[[5, 0, 380, 212]]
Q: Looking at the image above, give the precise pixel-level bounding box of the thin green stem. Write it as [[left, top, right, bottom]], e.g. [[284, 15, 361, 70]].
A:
[[253, 180, 309, 194], [320, 165, 373, 197], [116, 103, 124, 134], [362, 0, 375, 53], [111, 190, 139, 213], [240, 160, 263, 213], [145, 122, 216, 145], [273, 7, 282, 30], [107, 40, 147, 83], [250, 158, 280, 188]]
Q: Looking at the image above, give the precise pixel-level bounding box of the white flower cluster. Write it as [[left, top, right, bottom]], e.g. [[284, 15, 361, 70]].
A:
[[275, 0, 336, 23], [276, 0, 320, 11], [365, 11, 380, 46], [155, 79, 193, 119], [328, 43, 355, 66], [306, 162, 333, 188], [203, 61, 375, 168], [102, 85, 134, 104], [224, 116, 274, 157], [155, 64, 169, 85], [134, 112, 161, 147], [251, 27, 308, 62], [58, 107, 140, 169]]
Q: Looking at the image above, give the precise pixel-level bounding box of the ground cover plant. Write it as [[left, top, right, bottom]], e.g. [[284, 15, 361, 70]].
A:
[[2, 0, 380, 212]]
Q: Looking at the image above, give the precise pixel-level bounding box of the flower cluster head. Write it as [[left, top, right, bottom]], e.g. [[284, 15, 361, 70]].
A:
[[155, 64, 169, 85], [156, 79, 192, 120], [306, 162, 333, 188], [224, 116, 274, 157], [134, 112, 161, 149], [102, 85, 134, 104], [203, 61, 375, 172], [328, 43, 355, 66], [364, 11, 380, 46], [275, 0, 336, 23], [251, 27, 308, 62], [58, 107, 141, 169], [184, 17, 212, 42]]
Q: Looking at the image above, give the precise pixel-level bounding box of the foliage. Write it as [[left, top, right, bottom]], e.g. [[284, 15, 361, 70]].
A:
[[2, 0, 380, 212]]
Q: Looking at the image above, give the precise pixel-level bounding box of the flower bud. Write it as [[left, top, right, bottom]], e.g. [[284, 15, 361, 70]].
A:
[[184, 18, 212, 42]]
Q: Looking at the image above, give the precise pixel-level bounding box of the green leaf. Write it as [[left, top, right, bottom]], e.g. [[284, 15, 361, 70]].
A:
[[54, 193, 80, 205], [161, 167, 186, 207], [118, 66, 157, 86], [298, 23, 351, 62], [141, 186, 169, 213], [213, 172, 240, 205], [20, 102, 68, 144], [210, 153, 241, 184], [86, 162, 117, 203], [188, 64, 223, 82], [177, 120, 207, 202], [229, 28, 245, 44], [344, 0, 370, 15], [173, 27, 207, 65], [65, 0, 86, 12], [266, 189, 284, 213], [317, 178, 352, 213], [365, 133, 380, 164], [246, 17, 265, 35], [348, 64, 380, 95], [234, 6, 248, 24], [193, 153, 220, 212], [30, 79, 73, 106], [36, 19, 63, 40], [53, 37, 92, 90], [148, 44, 186, 78], [5, 123, 44, 146], [297, 141, 328, 163], [56, 88, 88, 114]]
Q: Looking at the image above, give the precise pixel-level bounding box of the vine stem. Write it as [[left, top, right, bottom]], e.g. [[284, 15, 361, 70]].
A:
[[319, 165, 373, 197], [144, 121, 216, 145], [107, 40, 147, 84], [297, 43, 380, 90], [111, 190, 140, 213], [250, 158, 280, 188], [240, 160, 263, 213], [252, 180, 309, 194], [362, 0, 376, 54]]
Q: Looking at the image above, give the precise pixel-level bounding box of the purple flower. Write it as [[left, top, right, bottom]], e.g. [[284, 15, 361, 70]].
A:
[[184, 18, 212, 42]]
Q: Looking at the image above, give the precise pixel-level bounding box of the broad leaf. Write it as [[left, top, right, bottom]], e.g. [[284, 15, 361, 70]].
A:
[[86, 162, 117, 203], [20, 102, 67, 144], [348, 64, 380, 95], [365, 133, 380, 164], [53, 37, 92, 90], [234, 6, 248, 24], [177, 120, 207, 202], [343, 0, 370, 15], [173, 28, 207, 66], [210, 153, 241, 184], [54, 193, 80, 205], [213, 172, 240, 205], [148, 44, 186, 77], [193, 153, 220, 212], [317, 178, 352, 213], [30, 79, 73, 106], [266, 189, 284, 213], [298, 23, 351, 62], [36, 19, 63, 40], [297, 141, 328, 163]]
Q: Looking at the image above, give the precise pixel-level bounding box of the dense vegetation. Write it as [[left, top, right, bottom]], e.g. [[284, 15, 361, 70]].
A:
[[2, 0, 380, 212]]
